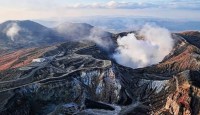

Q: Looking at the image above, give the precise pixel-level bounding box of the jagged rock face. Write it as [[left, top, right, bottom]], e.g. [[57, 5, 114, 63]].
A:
[[178, 31, 200, 48], [153, 70, 200, 115], [0, 32, 200, 115]]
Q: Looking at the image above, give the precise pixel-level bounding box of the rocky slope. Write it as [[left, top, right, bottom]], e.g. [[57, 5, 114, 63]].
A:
[[0, 31, 199, 115], [0, 46, 57, 72]]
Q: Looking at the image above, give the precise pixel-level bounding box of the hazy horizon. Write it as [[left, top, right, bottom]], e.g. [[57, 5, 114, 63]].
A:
[[0, 0, 200, 23], [0, 0, 200, 33]]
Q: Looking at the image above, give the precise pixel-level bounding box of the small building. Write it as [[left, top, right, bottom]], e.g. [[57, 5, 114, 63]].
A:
[[19, 67, 33, 71], [32, 58, 46, 63]]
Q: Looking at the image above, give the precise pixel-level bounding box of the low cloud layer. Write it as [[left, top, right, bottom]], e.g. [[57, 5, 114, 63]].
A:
[[66, 0, 200, 10], [5, 23, 21, 41], [113, 24, 174, 69], [1, 0, 200, 23], [67, 1, 157, 9]]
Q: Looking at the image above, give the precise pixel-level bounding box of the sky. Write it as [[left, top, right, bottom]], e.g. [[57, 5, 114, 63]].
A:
[[0, 0, 200, 22]]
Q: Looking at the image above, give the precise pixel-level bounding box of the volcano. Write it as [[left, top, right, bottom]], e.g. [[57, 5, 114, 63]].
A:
[[0, 21, 199, 115]]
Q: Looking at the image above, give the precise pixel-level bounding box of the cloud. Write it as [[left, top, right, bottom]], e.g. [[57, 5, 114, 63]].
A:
[[167, 0, 200, 10], [5, 23, 21, 41], [64, 0, 200, 10], [66, 1, 157, 9], [0, 0, 200, 22], [113, 24, 174, 69]]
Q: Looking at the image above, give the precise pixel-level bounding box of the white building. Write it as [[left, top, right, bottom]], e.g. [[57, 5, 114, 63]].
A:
[[32, 58, 46, 63]]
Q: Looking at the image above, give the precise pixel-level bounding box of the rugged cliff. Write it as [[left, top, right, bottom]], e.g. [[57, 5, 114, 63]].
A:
[[0, 32, 200, 115]]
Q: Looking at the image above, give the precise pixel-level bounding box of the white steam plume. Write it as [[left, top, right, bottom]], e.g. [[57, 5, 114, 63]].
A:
[[113, 24, 174, 69], [87, 27, 113, 49], [6, 23, 21, 41], [55, 23, 113, 50]]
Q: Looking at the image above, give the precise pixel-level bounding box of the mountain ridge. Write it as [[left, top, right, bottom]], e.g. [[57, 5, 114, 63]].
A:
[[0, 20, 112, 51]]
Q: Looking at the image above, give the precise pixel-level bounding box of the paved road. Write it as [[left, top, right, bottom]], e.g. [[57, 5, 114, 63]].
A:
[[0, 53, 112, 93]]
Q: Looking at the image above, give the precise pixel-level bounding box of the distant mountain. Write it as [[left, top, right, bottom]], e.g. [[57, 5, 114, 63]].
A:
[[54, 22, 112, 40], [0, 20, 64, 50], [0, 20, 113, 51]]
